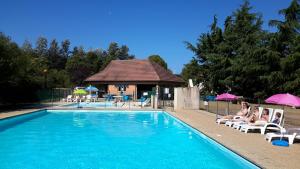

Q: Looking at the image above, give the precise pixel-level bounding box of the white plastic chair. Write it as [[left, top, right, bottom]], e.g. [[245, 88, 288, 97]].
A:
[[66, 95, 73, 102]]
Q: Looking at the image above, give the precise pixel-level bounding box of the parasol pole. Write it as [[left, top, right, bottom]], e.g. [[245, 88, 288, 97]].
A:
[[89, 85, 92, 95], [227, 100, 230, 115], [216, 99, 219, 119]]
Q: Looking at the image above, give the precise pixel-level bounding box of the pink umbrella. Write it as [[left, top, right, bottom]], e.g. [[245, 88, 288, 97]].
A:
[[216, 93, 238, 101], [216, 93, 238, 116], [265, 93, 300, 107]]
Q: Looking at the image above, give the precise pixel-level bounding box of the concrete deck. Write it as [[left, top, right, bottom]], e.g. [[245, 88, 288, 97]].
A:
[[169, 109, 300, 169], [0, 109, 41, 119], [1, 107, 299, 168]]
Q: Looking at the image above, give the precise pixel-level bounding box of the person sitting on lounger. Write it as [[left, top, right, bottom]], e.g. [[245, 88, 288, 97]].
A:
[[272, 113, 281, 124], [248, 109, 269, 126], [220, 101, 249, 120], [245, 106, 259, 123], [260, 109, 269, 122]]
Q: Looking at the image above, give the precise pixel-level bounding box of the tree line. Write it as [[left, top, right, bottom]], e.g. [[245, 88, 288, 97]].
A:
[[0, 34, 135, 103], [182, 0, 300, 101], [0, 32, 170, 104]]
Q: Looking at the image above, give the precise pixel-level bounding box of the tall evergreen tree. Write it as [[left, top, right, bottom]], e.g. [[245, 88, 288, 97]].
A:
[[60, 39, 70, 58], [48, 39, 60, 69], [269, 0, 300, 95], [184, 1, 285, 99], [35, 37, 48, 57]]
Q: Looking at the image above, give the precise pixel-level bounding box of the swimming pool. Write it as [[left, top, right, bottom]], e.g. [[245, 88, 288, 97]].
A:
[[0, 110, 259, 169], [64, 102, 114, 108]]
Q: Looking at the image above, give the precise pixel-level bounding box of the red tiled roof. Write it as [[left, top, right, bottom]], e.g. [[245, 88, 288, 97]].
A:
[[85, 59, 184, 85]]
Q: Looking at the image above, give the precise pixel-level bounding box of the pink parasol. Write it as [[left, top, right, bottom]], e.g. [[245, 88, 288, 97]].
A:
[[215, 93, 238, 116], [216, 93, 238, 101], [265, 93, 300, 107]]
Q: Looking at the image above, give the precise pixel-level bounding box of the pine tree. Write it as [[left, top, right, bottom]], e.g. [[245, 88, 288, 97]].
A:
[[269, 0, 300, 95]]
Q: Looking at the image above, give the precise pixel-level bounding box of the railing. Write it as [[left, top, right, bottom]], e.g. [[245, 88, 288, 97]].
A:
[[36, 88, 72, 103], [158, 99, 174, 109]]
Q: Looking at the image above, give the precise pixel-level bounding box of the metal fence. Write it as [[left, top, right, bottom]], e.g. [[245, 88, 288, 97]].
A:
[[36, 88, 72, 103], [199, 100, 241, 116]]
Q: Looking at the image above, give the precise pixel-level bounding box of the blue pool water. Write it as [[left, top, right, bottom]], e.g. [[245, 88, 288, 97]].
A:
[[64, 102, 114, 108], [0, 110, 259, 169]]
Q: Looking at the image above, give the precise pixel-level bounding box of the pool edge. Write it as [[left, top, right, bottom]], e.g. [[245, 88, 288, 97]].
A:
[[0, 109, 47, 121]]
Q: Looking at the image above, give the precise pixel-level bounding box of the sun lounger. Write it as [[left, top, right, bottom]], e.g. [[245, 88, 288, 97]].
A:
[[85, 95, 96, 103], [225, 119, 244, 127], [217, 106, 252, 125], [239, 109, 284, 134], [134, 98, 151, 107], [73, 95, 82, 102], [235, 108, 273, 130], [66, 95, 73, 102], [231, 107, 264, 129], [265, 128, 300, 144], [226, 107, 263, 128], [216, 115, 244, 125]]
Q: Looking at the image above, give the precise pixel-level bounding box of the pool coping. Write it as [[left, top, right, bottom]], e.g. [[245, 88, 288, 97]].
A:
[[164, 111, 262, 169], [0, 109, 47, 121], [0, 107, 164, 120]]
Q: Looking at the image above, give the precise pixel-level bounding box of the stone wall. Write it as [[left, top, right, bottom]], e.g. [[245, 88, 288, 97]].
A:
[[174, 87, 199, 110]]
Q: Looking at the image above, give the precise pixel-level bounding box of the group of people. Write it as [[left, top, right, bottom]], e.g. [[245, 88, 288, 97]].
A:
[[219, 101, 281, 125]]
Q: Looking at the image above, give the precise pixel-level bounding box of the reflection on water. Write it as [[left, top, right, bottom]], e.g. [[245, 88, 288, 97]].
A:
[[72, 113, 88, 127], [72, 112, 164, 137]]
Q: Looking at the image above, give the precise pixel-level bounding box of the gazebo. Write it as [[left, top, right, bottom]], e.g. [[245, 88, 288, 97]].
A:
[[85, 59, 185, 100]]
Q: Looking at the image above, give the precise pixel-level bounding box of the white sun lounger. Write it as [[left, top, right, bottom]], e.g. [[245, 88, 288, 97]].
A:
[[85, 95, 96, 103], [239, 108, 284, 134], [226, 107, 263, 128], [231, 107, 264, 129], [265, 128, 300, 144], [65, 95, 73, 102], [134, 98, 151, 107], [235, 108, 274, 130], [217, 106, 251, 125], [216, 115, 244, 125]]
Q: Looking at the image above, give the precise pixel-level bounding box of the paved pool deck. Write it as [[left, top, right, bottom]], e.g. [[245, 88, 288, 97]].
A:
[[1, 107, 299, 168], [169, 109, 300, 169], [0, 109, 41, 119]]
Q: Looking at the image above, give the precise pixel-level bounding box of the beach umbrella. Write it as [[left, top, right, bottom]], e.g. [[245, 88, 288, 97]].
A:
[[85, 85, 99, 95], [73, 89, 87, 108], [216, 93, 238, 101], [265, 93, 300, 107], [216, 93, 238, 116], [74, 89, 87, 95], [85, 85, 99, 92], [265, 93, 300, 143]]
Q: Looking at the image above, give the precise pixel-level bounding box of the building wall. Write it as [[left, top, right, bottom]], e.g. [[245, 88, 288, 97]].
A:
[[108, 85, 137, 99], [174, 87, 199, 110]]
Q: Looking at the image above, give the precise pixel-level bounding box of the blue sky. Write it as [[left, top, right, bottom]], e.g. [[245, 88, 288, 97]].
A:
[[0, 0, 292, 73]]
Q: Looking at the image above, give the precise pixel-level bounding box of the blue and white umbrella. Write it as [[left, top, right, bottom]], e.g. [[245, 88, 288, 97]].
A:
[[85, 85, 99, 92]]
